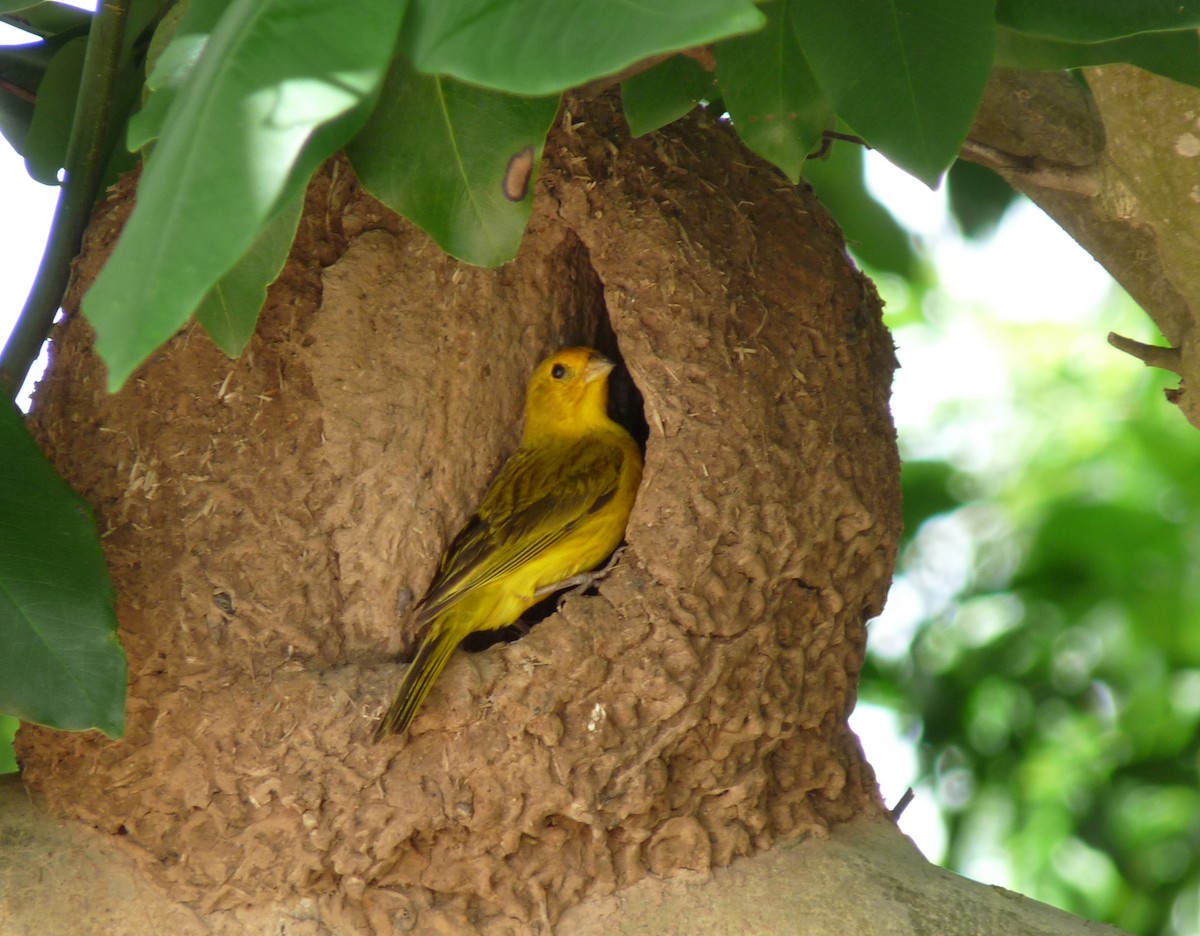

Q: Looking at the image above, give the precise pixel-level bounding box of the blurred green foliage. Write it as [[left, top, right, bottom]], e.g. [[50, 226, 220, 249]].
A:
[[862, 254, 1200, 934]]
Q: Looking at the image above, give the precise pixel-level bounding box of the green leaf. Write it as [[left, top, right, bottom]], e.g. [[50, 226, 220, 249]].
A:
[[0, 34, 56, 90], [0, 86, 34, 154], [0, 401, 125, 736], [403, 0, 765, 96], [803, 140, 918, 277], [121, 0, 174, 57], [1, 2, 92, 38], [81, 0, 408, 392], [791, 0, 995, 187], [946, 159, 1018, 239], [22, 17, 145, 192], [348, 57, 559, 267], [0, 28, 91, 156], [125, 77, 170, 151], [194, 185, 304, 356], [622, 55, 715, 138], [21, 34, 85, 184], [127, 0, 235, 152], [0, 39, 54, 153], [143, 0, 189, 77], [0, 714, 16, 773], [715, 0, 832, 183], [997, 0, 1200, 43], [995, 27, 1200, 90]]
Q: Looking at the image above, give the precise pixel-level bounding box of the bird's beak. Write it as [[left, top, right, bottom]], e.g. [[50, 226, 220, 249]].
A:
[[583, 353, 615, 383]]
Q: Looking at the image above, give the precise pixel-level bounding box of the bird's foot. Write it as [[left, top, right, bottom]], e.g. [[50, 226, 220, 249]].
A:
[[533, 546, 627, 607]]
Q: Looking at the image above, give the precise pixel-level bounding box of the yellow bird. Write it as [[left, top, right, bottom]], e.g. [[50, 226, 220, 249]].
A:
[[373, 347, 643, 740]]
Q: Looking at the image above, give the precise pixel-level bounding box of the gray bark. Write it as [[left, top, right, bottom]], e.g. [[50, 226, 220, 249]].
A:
[[965, 66, 1200, 430]]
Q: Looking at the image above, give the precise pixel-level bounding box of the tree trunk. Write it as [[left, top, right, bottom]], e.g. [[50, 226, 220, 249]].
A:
[[6, 94, 1116, 934]]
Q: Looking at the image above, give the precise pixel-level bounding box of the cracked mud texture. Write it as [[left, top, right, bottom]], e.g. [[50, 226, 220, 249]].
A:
[[16, 94, 900, 933]]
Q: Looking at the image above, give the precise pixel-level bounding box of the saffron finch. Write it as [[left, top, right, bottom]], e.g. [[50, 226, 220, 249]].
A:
[[374, 347, 643, 739]]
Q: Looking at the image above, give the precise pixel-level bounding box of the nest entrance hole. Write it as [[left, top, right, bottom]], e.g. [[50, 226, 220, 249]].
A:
[[460, 237, 646, 653]]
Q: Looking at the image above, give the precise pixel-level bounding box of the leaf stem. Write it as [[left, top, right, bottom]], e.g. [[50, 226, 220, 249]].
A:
[[0, 0, 131, 401]]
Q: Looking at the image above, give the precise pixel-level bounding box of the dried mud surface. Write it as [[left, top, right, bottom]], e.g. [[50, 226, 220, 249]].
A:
[[15, 95, 900, 933]]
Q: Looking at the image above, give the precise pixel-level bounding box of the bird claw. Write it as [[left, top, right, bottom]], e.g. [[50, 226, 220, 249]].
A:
[[533, 546, 627, 606]]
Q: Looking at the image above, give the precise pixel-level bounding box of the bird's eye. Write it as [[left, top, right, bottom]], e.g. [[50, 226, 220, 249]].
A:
[[551, 363, 567, 379]]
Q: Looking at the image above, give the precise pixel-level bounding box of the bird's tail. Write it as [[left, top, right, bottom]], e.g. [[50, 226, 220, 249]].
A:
[[373, 621, 462, 741]]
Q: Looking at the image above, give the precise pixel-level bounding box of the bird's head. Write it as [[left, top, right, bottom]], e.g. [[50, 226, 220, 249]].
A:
[[522, 346, 615, 442]]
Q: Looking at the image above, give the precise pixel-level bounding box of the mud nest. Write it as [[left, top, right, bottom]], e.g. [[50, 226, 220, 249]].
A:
[[17, 94, 900, 933]]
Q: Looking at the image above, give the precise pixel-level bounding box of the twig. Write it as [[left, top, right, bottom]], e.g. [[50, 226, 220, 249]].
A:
[[889, 787, 915, 821], [0, 76, 37, 104], [0, 0, 131, 400], [1107, 332, 1182, 373], [807, 130, 869, 161]]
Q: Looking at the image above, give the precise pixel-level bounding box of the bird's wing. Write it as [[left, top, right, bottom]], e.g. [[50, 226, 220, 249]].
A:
[[416, 437, 625, 623]]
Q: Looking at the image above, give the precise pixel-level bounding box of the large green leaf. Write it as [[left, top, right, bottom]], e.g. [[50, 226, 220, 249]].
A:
[[997, 0, 1200, 43], [21, 34, 84, 184], [714, 0, 832, 183], [403, 0, 765, 96], [0, 401, 125, 736], [193, 185, 304, 356], [622, 55, 715, 138], [995, 27, 1200, 89], [134, 0, 292, 355], [82, 0, 408, 391], [791, 0, 994, 187], [348, 58, 559, 267]]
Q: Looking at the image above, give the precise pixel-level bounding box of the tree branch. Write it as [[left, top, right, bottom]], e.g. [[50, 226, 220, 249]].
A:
[[962, 66, 1200, 431]]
